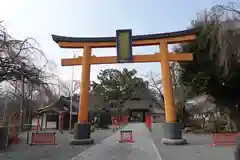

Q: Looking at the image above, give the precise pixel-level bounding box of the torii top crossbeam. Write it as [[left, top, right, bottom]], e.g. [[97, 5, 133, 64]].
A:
[[52, 28, 197, 66], [52, 28, 196, 48]]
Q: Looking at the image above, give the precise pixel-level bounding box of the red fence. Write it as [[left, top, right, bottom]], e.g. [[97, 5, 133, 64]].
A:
[[30, 132, 56, 145], [120, 116, 129, 124], [211, 133, 240, 146], [111, 116, 129, 132], [119, 130, 134, 143]]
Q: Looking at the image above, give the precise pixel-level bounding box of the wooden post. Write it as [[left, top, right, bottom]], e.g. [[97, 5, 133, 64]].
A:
[[78, 46, 91, 124], [44, 114, 47, 129], [60, 112, 64, 134], [58, 114, 61, 133], [159, 41, 176, 122], [40, 115, 44, 130]]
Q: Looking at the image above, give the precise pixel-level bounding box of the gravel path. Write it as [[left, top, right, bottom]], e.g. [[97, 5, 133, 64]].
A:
[[0, 128, 114, 160], [151, 123, 235, 160]]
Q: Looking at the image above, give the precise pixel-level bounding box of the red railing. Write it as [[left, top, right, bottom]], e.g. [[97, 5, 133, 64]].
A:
[[119, 130, 134, 143], [211, 132, 240, 146], [120, 116, 129, 124], [111, 116, 129, 132], [30, 132, 56, 145]]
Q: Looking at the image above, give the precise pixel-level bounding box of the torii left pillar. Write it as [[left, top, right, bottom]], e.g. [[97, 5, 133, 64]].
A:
[[70, 46, 94, 145]]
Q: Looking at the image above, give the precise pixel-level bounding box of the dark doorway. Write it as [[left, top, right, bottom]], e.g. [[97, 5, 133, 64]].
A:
[[129, 109, 149, 122], [62, 114, 78, 130]]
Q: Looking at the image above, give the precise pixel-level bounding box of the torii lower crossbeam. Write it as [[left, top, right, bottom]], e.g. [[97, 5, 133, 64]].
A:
[[61, 53, 193, 66]]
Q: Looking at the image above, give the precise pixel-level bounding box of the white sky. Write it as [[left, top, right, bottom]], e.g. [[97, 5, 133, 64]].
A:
[[0, 0, 228, 83]]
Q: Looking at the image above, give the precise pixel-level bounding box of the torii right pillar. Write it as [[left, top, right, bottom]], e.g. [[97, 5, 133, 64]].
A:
[[160, 41, 187, 145]]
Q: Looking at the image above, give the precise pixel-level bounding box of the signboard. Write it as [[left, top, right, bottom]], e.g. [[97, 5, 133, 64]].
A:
[[116, 29, 133, 63]]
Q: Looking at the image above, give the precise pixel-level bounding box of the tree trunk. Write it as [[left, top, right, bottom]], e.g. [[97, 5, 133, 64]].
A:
[[20, 81, 25, 132]]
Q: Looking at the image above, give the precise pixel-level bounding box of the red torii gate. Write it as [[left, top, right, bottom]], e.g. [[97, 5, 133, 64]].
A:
[[52, 28, 196, 145]]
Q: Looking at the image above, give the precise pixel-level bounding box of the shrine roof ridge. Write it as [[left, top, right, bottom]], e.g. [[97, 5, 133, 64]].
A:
[[52, 28, 198, 44]]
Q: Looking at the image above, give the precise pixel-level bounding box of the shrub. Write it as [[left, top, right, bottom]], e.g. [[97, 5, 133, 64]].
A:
[[98, 111, 111, 129]]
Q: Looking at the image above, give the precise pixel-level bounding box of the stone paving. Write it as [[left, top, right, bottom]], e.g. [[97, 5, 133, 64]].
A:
[[0, 122, 236, 160], [72, 123, 161, 160], [0, 128, 114, 160], [151, 123, 235, 160]]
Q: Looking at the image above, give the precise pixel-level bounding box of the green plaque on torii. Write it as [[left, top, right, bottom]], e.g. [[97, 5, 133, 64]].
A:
[[116, 29, 133, 63]]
